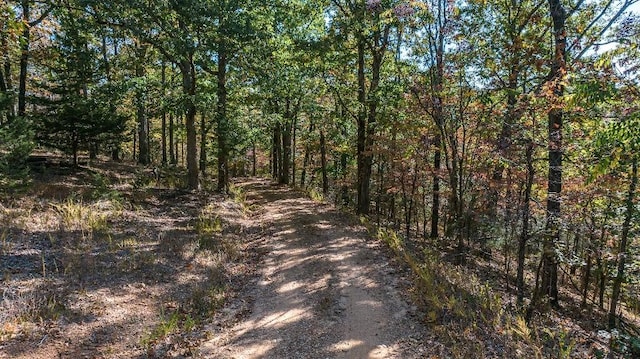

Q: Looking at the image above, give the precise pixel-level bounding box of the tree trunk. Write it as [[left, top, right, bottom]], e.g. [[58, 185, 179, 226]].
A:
[[2, 22, 13, 120], [132, 129, 137, 162], [609, 157, 638, 328], [101, 35, 120, 162], [405, 161, 418, 241], [161, 61, 167, 165], [430, 5, 445, 239], [136, 46, 149, 165], [356, 35, 370, 214], [18, 0, 29, 118], [301, 146, 310, 187], [89, 143, 97, 160], [356, 24, 387, 214], [320, 130, 328, 195], [376, 155, 384, 225], [281, 99, 291, 185], [582, 244, 592, 308], [292, 112, 297, 186], [539, 0, 567, 307], [273, 122, 281, 181], [301, 120, 315, 188], [252, 140, 257, 177], [340, 152, 349, 205], [169, 112, 176, 165], [597, 255, 606, 310], [517, 141, 534, 305], [72, 134, 78, 167], [180, 56, 199, 190], [1, 17, 12, 123], [216, 42, 229, 192], [200, 112, 207, 176]]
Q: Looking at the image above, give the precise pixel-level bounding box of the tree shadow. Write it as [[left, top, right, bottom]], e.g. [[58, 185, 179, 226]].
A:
[[0, 174, 247, 358], [199, 180, 421, 358]]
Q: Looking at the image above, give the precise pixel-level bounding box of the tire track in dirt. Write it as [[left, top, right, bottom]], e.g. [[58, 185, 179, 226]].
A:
[[199, 180, 425, 358]]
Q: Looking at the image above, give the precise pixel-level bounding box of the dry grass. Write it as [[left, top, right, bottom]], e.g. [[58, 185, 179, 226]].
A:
[[0, 159, 255, 358], [371, 224, 628, 358]]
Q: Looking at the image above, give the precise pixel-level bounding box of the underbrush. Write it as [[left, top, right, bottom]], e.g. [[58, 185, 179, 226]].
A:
[[142, 183, 249, 355], [0, 281, 67, 341], [1, 161, 253, 357], [373, 225, 619, 358], [133, 166, 187, 190], [142, 278, 231, 355], [52, 197, 111, 235]]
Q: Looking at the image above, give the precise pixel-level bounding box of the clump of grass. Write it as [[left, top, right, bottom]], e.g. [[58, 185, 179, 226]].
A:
[[142, 283, 227, 349], [197, 236, 240, 261], [53, 197, 109, 238], [195, 213, 222, 236], [195, 204, 227, 253], [0, 283, 66, 339], [141, 310, 183, 348], [228, 183, 249, 213], [189, 285, 227, 318], [157, 166, 187, 189], [133, 170, 156, 189], [307, 188, 324, 202], [0, 228, 9, 255], [0, 204, 34, 230]]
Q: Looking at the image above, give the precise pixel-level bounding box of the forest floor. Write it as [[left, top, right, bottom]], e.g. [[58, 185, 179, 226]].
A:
[[0, 160, 431, 358], [1, 158, 638, 358]]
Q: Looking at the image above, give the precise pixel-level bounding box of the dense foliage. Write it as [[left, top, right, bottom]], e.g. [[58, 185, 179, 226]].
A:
[[1, 0, 639, 355]]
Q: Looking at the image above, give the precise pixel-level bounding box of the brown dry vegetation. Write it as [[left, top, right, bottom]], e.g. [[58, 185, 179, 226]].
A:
[[0, 159, 258, 358], [375, 225, 640, 358]]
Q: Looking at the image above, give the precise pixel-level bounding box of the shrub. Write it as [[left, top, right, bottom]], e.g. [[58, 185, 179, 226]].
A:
[[0, 117, 34, 187]]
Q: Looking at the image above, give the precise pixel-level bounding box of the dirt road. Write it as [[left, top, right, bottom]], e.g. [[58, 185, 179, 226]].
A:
[[199, 180, 426, 358]]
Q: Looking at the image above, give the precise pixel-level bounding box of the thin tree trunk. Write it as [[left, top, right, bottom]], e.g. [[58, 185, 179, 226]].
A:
[[136, 45, 149, 165], [181, 130, 185, 166], [132, 129, 137, 162], [376, 155, 384, 225], [598, 256, 606, 310], [539, 0, 567, 307], [161, 61, 167, 165], [320, 130, 328, 195], [582, 242, 592, 308], [301, 120, 315, 187], [18, 0, 30, 118], [356, 25, 387, 214], [355, 33, 368, 214], [301, 149, 310, 187], [72, 134, 78, 167], [17, 2, 49, 117], [180, 55, 198, 189], [609, 157, 638, 328], [252, 140, 257, 177], [216, 42, 228, 192], [273, 122, 281, 181], [1, 15, 11, 123], [292, 113, 297, 186], [281, 98, 291, 185], [517, 141, 534, 305], [405, 161, 418, 241], [430, 4, 445, 239], [200, 112, 207, 176], [101, 34, 119, 161], [169, 112, 176, 165]]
